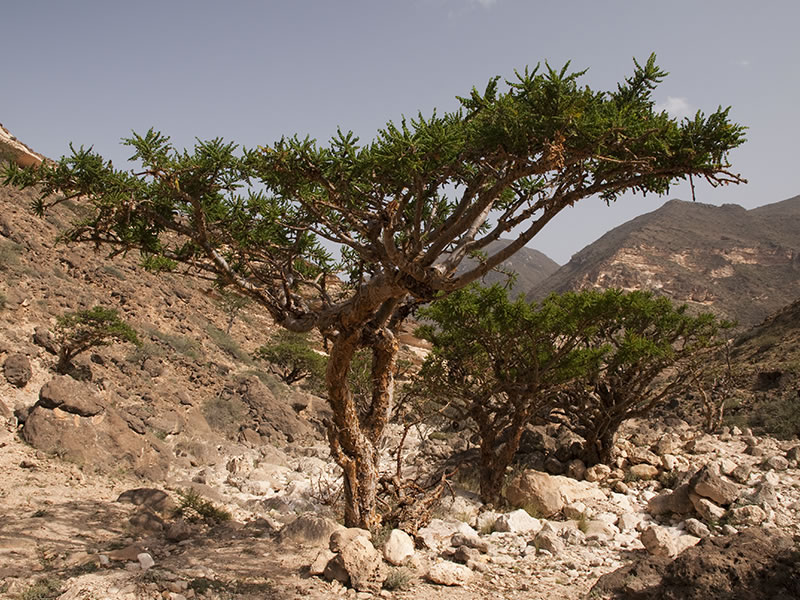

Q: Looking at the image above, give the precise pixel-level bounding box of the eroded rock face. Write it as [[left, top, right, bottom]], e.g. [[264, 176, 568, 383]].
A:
[[22, 377, 168, 479]]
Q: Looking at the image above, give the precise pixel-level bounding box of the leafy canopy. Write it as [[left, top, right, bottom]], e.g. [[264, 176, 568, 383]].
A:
[[4, 54, 745, 338]]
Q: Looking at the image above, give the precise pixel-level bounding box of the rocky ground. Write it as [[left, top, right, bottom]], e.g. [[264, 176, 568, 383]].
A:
[[2, 176, 800, 599]]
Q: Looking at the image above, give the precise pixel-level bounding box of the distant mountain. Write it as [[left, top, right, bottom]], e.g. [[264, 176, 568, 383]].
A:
[[458, 239, 559, 299], [528, 197, 800, 326]]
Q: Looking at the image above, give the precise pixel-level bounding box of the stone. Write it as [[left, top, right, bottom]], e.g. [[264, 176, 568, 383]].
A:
[[544, 456, 565, 475], [682, 518, 711, 538], [33, 326, 58, 354], [749, 481, 779, 509], [674, 534, 701, 555], [763, 455, 789, 471], [716, 458, 738, 476], [534, 530, 565, 555], [660, 454, 679, 471], [475, 511, 498, 533], [324, 536, 385, 593], [689, 493, 726, 522], [3, 353, 31, 387], [647, 484, 694, 516], [617, 513, 642, 532], [22, 377, 168, 480], [450, 532, 489, 553], [690, 465, 740, 506], [427, 561, 473, 586], [165, 519, 193, 542], [652, 433, 682, 457], [417, 519, 477, 551], [383, 529, 414, 566], [38, 376, 103, 416], [563, 501, 588, 520], [504, 469, 604, 517], [566, 459, 587, 480], [330, 527, 371, 552], [629, 447, 660, 466], [309, 549, 335, 576], [117, 488, 176, 514], [585, 464, 612, 482], [731, 463, 752, 483], [614, 481, 630, 494], [629, 464, 659, 481], [137, 553, 155, 570], [280, 513, 342, 546], [640, 525, 677, 558], [584, 520, 617, 542], [786, 446, 800, 462], [729, 504, 767, 526], [493, 509, 542, 534]]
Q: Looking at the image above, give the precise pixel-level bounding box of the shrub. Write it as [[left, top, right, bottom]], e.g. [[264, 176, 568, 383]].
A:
[[54, 306, 139, 373], [206, 324, 252, 364], [202, 394, 249, 437], [254, 330, 326, 386], [175, 488, 231, 525]]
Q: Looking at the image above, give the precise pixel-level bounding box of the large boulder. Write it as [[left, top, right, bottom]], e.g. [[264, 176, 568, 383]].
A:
[[22, 377, 169, 479], [3, 353, 32, 388], [690, 464, 741, 506], [647, 483, 694, 516], [383, 529, 415, 565], [505, 469, 605, 517], [324, 536, 385, 593]]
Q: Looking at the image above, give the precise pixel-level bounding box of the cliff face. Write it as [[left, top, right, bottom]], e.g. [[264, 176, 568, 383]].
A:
[[530, 198, 800, 326], [0, 124, 45, 167]]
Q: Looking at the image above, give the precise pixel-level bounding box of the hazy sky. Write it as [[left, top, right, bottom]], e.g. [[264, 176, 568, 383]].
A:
[[4, 1, 798, 264]]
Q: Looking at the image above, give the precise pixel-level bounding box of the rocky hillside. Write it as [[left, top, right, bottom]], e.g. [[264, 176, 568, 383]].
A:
[[457, 239, 559, 299], [529, 197, 800, 326]]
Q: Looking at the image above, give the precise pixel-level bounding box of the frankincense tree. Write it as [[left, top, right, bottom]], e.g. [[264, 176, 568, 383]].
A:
[[4, 54, 744, 528]]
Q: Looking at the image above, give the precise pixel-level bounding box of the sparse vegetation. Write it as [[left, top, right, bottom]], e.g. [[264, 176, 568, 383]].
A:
[[20, 577, 62, 600], [206, 323, 252, 364], [141, 325, 201, 360], [175, 488, 231, 525], [202, 394, 249, 437], [5, 54, 745, 528], [54, 305, 140, 373], [254, 330, 327, 386], [383, 567, 414, 591], [0, 239, 23, 270]]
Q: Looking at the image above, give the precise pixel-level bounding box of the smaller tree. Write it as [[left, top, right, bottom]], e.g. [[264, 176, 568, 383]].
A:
[[416, 285, 605, 504], [254, 330, 327, 386], [553, 290, 731, 465], [54, 306, 139, 373]]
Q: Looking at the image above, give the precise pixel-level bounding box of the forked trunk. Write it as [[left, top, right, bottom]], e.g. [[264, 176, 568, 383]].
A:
[[325, 327, 398, 529]]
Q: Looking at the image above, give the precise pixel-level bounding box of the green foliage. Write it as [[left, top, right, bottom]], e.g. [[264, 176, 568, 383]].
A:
[[3, 55, 745, 529], [383, 567, 414, 591], [21, 577, 62, 600], [416, 284, 608, 500], [254, 330, 327, 386], [175, 488, 231, 525], [555, 289, 731, 464], [54, 305, 139, 372]]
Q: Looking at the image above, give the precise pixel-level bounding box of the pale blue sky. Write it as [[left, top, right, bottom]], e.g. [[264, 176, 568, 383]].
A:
[[3, 1, 798, 264]]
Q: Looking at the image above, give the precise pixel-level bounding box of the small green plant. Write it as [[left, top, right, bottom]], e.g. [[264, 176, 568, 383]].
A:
[[21, 577, 62, 600], [175, 488, 231, 525], [215, 289, 251, 334], [575, 512, 590, 534], [383, 567, 414, 591], [54, 306, 139, 373], [254, 330, 326, 386]]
